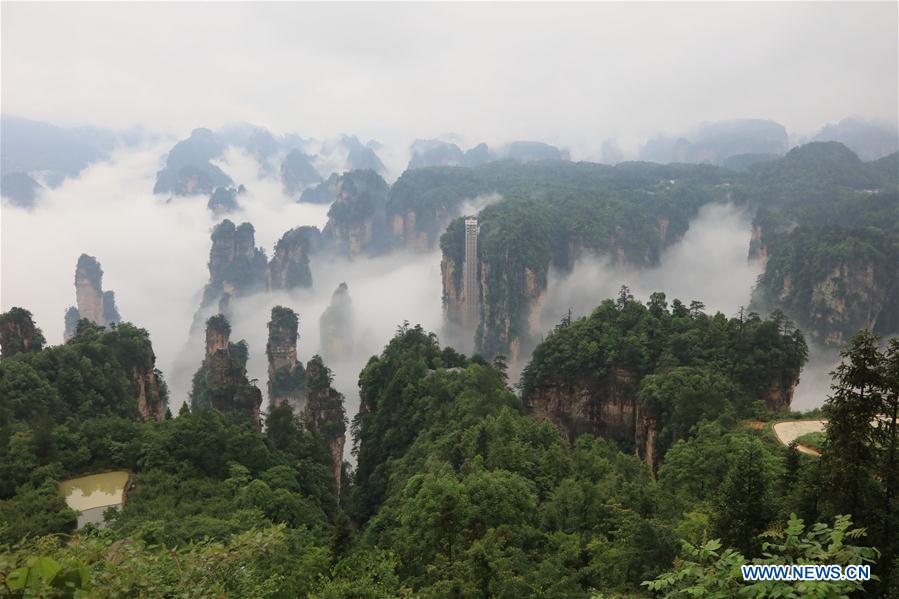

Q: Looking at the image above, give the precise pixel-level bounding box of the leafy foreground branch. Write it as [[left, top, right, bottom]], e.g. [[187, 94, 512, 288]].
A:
[[643, 513, 878, 598]]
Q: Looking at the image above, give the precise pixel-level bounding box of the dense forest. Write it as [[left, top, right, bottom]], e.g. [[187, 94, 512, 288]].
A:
[[744, 144, 898, 348], [1, 295, 897, 596]]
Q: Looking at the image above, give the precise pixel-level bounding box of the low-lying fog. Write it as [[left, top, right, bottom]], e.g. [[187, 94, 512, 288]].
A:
[[1, 146, 835, 422]]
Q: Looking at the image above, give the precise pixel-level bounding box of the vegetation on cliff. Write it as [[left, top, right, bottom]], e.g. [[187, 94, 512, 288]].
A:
[[1, 303, 897, 594], [744, 144, 898, 347], [190, 314, 262, 425], [0, 307, 46, 358], [521, 291, 808, 462], [201, 220, 269, 308]]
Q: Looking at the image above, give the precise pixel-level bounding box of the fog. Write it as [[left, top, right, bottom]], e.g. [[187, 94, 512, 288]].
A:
[[0, 145, 331, 406], [541, 203, 762, 328], [2, 3, 896, 151], [0, 142, 444, 418], [2, 143, 843, 417]]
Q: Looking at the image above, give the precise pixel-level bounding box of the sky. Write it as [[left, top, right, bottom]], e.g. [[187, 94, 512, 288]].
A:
[[2, 2, 897, 150]]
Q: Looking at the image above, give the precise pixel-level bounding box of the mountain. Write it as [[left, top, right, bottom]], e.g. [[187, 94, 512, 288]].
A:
[[812, 117, 898, 161], [0, 114, 147, 189], [640, 118, 788, 164]]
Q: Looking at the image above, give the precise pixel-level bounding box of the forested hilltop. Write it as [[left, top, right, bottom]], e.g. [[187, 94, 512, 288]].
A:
[[744, 144, 898, 348], [1, 298, 897, 596]]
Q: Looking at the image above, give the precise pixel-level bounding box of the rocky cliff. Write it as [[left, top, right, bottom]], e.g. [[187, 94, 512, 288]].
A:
[[266, 306, 306, 414], [521, 295, 807, 471], [303, 355, 346, 494], [441, 207, 685, 361], [751, 226, 897, 348], [319, 283, 354, 360], [154, 128, 232, 196], [132, 360, 167, 422], [321, 170, 390, 257], [190, 314, 263, 427], [524, 368, 654, 461], [0, 307, 46, 358], [208, 185, 245, 214], [64, 254, 121, 340], [268, 227, 319, 291], [201, 220, 268, 309]]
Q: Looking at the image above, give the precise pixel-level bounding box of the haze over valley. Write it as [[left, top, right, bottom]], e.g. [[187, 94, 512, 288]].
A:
[[1, 2, 897, 596]]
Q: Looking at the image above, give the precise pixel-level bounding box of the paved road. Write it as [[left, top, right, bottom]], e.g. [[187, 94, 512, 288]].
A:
[[773, 420, 826, 456]]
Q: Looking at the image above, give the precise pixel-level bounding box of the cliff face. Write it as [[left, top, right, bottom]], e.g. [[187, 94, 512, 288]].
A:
[[153, 128, 232, 196], [0, 307, 46, 358], [268, 227, 318, 291], [132, 365, 166, 422], [65, 254, 120, 339], [202, 220, 268, 308], [525, 368, 641, 448], [321, 171, 390, 257], [191, 315, 262, 427], [320, 283, 354, 360], [389, 206, 456, 253], [208, 185, 244, 214], [761, 373, 798, 412], [748, 224, 770, 269], [303, 356, 347, 494], [751, 226, 898, 348], [442, 210, 687, 361], [266, 307, 306, 414], [64, 307, 80, 341], [441, 254, 464, 327], [808, 262, 889, 347]]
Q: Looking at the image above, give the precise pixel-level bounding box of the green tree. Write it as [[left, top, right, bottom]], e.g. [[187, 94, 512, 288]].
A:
[[821, 330, 882, 524], [711, 443, 775, 556]]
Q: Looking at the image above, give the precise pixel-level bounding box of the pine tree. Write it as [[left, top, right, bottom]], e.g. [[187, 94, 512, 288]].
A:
[[876, 338, 899, 593], [711, 443, 774, 556], [821, 329, 882, 522]]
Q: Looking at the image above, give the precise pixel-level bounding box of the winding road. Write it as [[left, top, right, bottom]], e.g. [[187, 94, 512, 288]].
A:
[[772, 420, 826, 456]]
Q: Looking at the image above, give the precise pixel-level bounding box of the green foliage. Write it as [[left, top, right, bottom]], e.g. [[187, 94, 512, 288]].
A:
[[522, 294, 806, 461], [794, 431, 826, 452], [811, 331, 899, 591], [753, 225, 898, 345], [324, 170, 391, 254], [643, 514, 879, 598], [0, 307, 46, 358], [743, 143, 899, 346]]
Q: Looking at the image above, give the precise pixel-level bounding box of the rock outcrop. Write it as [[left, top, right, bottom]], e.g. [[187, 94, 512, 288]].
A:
[[0, 307, 46, 358], [299, 172, 340, 204], [190, 314, 262, 427], [268, 227, 319, 291], [751, 226, 898, 348], [266, 306, 306, 414], [154, 128, 232, 196], [64, 254, 120, 340], [303, 355, 346, 494], [208, 185, 245, 214], [321, 170, 390, 257], [525, 368, 643, 451], [201, 220, 268, 309], [319, 283, 354, 360]]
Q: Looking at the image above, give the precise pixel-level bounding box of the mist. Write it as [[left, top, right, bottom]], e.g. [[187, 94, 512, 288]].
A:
[[540, 203, 762, 328], [2, 153, 840, 419], [0, 144, 331, 407]]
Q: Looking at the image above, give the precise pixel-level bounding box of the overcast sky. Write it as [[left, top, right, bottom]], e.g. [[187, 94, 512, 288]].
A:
[[2, 2, 896, 148]]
